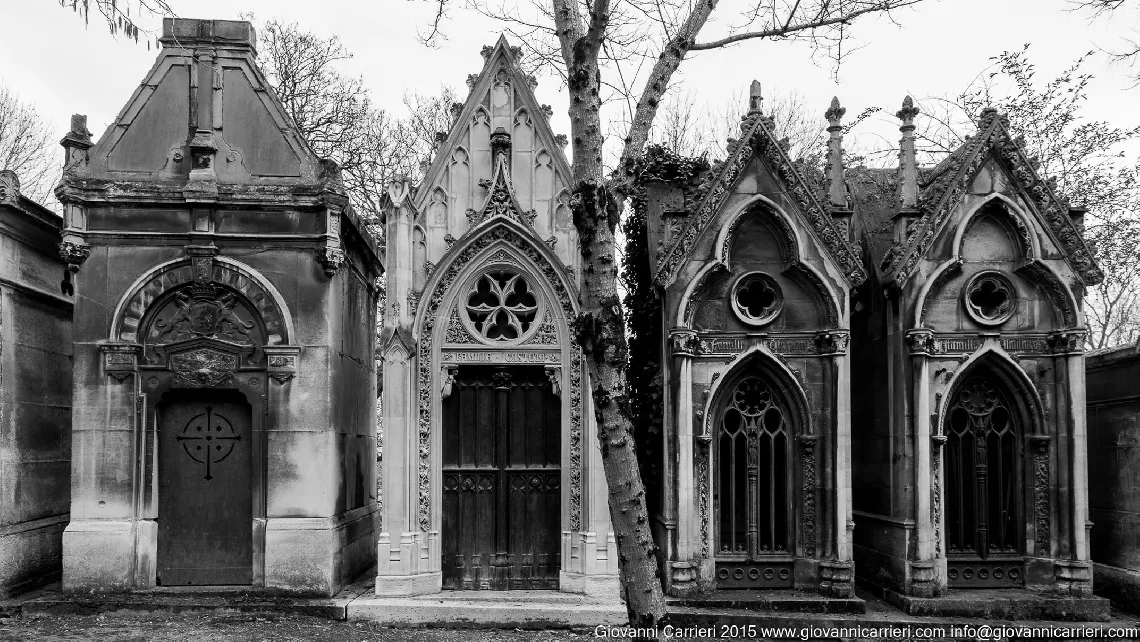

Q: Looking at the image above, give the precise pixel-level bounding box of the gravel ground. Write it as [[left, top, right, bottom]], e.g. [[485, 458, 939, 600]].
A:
[[0, 613, 614, 642], [0, 613, 741, 642]]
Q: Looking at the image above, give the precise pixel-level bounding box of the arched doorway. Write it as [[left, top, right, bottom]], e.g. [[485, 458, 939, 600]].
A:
[[944, 371, 1026, 587], [714, 369, 799, 588]]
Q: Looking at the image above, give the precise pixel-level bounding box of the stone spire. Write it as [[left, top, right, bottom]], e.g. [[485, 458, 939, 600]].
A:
[[893, 96, 921, 244], [896, 95, 920, 210], [748, 80, 763, 115], [825, 96, 847, 209]]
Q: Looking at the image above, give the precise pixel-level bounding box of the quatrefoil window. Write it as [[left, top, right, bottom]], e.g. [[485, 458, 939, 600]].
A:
[[731, 272, 783, 326], [464, 270, 540, 342], [963, 272, 1016, 326]]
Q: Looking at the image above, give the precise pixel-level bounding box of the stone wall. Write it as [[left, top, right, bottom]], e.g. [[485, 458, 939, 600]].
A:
[[1086, 343, 1140, 610], [0, 174, 73, 598]]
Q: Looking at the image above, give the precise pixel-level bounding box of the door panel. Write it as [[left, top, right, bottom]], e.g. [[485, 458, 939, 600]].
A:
[[442, 366, 560, 590], [157, 391, 253, 586]]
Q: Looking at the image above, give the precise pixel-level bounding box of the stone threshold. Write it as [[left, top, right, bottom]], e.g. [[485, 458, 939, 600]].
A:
[[667, 589, 866, 614], [881, 587, 1111, 622]]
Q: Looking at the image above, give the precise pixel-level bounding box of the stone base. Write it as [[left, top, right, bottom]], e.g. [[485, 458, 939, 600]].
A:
[[62, 520, 139, 592], [559, 571, 622, 601], [373, 572, 442, 596], [348, 589, 626, 628], [1093, 562, 1140, 613], [881, 587, 1111, 622], [668, 589, 866, 614], [0, 514, 68, 598], [264, 507, 376, 596]]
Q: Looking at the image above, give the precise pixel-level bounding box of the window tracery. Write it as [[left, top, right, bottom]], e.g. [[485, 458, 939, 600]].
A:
[[463, 269, 541, 344]]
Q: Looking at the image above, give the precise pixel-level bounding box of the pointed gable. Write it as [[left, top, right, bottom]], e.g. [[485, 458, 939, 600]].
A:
[[654, 110, 867, 289], [414, 36, 576, 269], [883, 108, 1103, 287], [78, 19, 320, 185]]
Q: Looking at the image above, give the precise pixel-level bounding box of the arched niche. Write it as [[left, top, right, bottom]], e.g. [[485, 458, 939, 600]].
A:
[[112, 256, 293, 346]]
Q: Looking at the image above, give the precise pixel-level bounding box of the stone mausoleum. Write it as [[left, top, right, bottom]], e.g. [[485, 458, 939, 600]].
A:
[[0, 13, 1130, 622], [55, 19, 381, 595]]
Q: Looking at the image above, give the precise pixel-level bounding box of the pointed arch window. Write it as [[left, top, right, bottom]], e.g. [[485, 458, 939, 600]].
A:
[[717, 375, 791, 557], [945, 374, 1023, 560]]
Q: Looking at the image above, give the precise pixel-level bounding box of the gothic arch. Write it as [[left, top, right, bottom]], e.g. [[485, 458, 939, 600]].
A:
[[937, 346, 1043, 440], [953, 193, 1039, 261], [111, 256, 294, 345], [411, 218, 582, 534], [676, 196, 841, 329], [695, 345, 819, 564]]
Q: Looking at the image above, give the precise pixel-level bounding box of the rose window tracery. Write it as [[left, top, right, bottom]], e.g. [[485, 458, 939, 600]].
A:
[[464, 270, 540, 343], [963, 272, 1016, 326], [731, 272, 783, 326]]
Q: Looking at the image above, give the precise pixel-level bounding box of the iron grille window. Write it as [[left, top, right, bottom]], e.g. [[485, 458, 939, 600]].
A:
[[717, 376, 790, 556], [945, 375, 1022, 557]]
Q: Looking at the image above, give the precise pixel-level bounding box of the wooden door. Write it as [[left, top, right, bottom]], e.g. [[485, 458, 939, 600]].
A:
[[157, 390, 253, 586], [442, 365, 561, 590]]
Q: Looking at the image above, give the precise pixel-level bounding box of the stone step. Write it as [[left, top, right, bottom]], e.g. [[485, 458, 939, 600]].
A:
[[668, 589, 866, 614], [346, 592, 627, 628]]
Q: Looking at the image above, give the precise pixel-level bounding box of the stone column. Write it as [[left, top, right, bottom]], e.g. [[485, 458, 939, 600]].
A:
[[904, 329, 940, 597], [1052, 330, 1093, 596], [666, 329, 702, 595], [817, 330, 854, 597]]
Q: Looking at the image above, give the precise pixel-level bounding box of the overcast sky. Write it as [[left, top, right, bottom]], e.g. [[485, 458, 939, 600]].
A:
[[3, 0, 1138, 166]]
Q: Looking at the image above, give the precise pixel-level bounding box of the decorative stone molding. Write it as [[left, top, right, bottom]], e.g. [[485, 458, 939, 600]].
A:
[[799, 434, 818, 558], [544, 365, 561, 397], [171, 347, 238, 388], [415, 225, 581, 532], [1030, 434, 1052, 557], [265, 346, 300, 384], [697, 444, 711, 558], [654, 108, 866, 289], [931, 434, 947, 556], [730, 272, 783, 327], [0, 169, 20, 205], [102, 343, 142, 382], [440, 364, 459, 399], [58, 240, 92, 273]]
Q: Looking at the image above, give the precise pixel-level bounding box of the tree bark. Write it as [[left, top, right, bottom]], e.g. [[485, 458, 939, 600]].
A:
[[555, 0, 666, 629]]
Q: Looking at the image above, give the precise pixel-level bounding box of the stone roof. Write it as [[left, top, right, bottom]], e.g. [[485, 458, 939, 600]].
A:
[[878, 108, 1103, 288]]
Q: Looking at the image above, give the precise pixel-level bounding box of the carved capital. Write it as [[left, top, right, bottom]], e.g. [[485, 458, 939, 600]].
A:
[[669, 329, 700, 357], [0, 170, 20, 205], [1048, 330, 1086, 354], [815, 330, 849, 355], [906, 329, 937, 356]]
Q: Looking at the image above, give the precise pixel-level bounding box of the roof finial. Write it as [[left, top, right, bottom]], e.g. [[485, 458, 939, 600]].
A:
[[826, 97, 848, 211], [748, 80, 763, 115], [896, 95, 920, 219], [825, 96, 846, 131]]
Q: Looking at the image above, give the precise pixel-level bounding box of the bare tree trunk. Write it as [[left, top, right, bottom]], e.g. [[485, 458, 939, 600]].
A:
[[557, 0, 666, 627]]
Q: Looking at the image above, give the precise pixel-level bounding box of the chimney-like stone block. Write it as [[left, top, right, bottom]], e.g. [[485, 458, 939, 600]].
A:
[[645, 181, 686, 278], [161, 18, 257, 53]]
